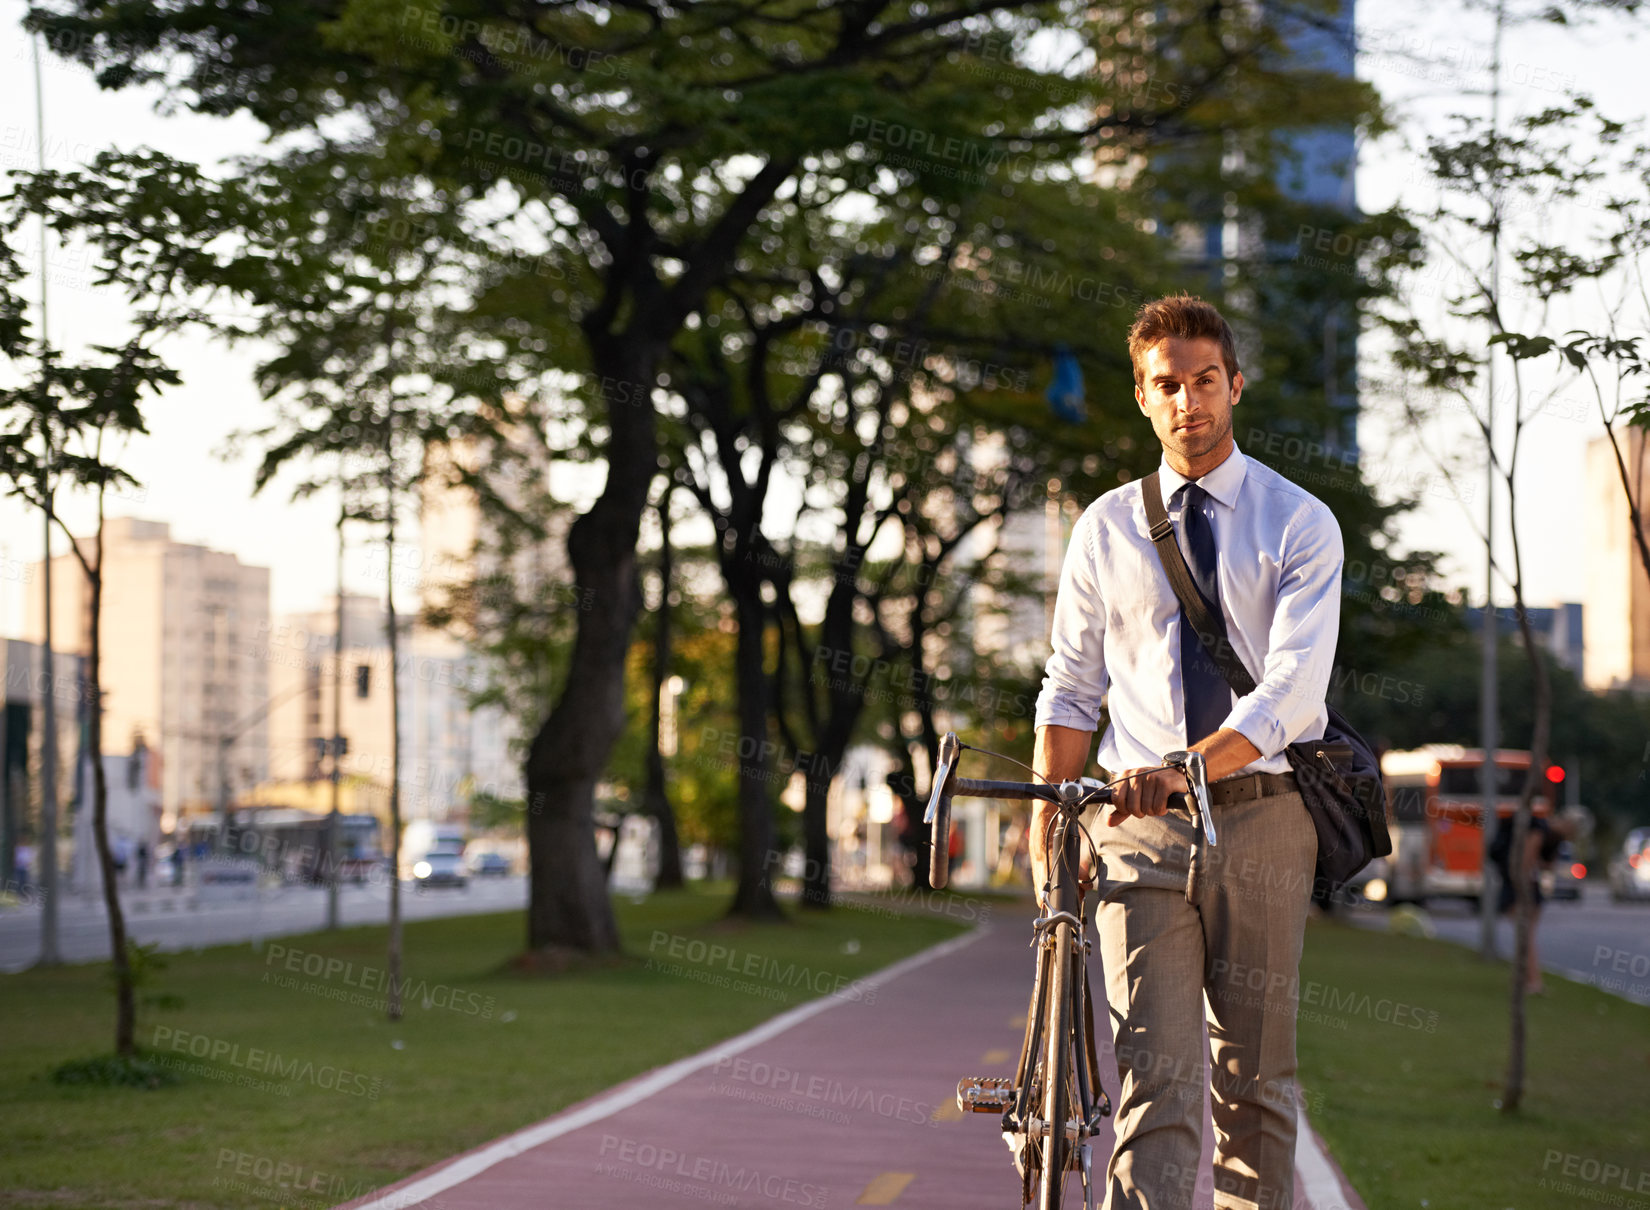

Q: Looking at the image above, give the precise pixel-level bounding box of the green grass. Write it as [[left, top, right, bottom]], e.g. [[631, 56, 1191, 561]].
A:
[[1298, 917, 1650, 1210], [0, 885, 968, 1209]]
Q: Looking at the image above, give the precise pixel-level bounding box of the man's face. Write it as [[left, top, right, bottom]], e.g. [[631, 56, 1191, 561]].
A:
[[1134, 336, 1242, 474]]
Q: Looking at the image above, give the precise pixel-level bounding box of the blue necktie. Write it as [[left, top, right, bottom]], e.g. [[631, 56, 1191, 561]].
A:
[[1176, 482, 1229, 744]]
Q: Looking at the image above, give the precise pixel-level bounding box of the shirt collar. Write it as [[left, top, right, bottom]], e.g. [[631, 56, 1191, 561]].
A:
[[1156, 444, 1248, 511]]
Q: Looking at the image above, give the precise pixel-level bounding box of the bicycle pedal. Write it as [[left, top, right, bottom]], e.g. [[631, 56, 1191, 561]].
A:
[[956, 1075, 1015, 1113]]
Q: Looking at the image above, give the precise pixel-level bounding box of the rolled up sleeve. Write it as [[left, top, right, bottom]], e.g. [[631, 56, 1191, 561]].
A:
[[1222, 501, 1343, 758], [1034, 508, 1109, 731]]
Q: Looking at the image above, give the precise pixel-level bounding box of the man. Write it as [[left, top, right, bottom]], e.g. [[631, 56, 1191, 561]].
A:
[[1032, 293, 1343, 1210]]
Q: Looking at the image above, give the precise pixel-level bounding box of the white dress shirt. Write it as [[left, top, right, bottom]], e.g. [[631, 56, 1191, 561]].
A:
[[1033, 444, 1343, 776]]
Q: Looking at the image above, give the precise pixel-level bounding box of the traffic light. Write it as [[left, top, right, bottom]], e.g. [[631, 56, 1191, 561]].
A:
[[1545, 764, 1564, 784]]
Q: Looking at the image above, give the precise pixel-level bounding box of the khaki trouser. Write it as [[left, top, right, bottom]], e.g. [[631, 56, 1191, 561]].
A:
[[1091, 789, 1318, 1210]]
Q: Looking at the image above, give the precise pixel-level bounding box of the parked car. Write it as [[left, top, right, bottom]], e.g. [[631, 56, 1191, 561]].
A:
[[468, 851, 512, 878], [403, 821, 468, 889], [1608, 828, 1650, 903], [412, 851, 468, 890], [1544, 841, 1584, 902], [1330, 856, 1386, 911]]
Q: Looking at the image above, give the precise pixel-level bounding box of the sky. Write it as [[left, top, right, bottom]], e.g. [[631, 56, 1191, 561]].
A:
[[0, 3, 1645, 634], [1350, 0, 1649, 611]]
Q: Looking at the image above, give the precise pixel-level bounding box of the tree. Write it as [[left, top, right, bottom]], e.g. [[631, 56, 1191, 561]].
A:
[[669, 64, 1400, 910], [641, 479, 685, 890], [1508, 123, 1650, 620], [229, 142, 506, 1012], [29, 0, 1398, 951], [0, 149, 251, 1053], [1380, 95, 1632, 1113]]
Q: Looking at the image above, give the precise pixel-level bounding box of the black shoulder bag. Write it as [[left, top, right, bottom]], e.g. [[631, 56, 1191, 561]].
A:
[[1141, 471, 1392, 898]]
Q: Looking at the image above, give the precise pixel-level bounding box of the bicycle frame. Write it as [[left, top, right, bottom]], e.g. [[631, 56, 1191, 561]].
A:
[[927, 733, 1212, 1209]]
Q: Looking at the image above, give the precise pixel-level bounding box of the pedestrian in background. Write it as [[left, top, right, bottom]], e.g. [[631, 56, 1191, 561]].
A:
[[1490, 810, 1576, 995]]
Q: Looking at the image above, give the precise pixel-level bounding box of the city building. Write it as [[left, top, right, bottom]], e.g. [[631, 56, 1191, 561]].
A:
[[261, 594, 521, 825], [260, 593, 397, 789], [0, 638, 84, 886], [1464, 603, 1585, 680], [1584, 429, 1650, 690], [25, 518, 271, 830]]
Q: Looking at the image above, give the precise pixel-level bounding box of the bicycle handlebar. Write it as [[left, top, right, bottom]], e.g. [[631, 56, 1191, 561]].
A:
[[923, 733, 1204, 890]]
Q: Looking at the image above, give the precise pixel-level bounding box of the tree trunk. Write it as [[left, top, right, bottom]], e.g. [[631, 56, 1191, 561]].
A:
[[84, 533, 133, 1056], [523, 345, 656, 955], [794, 579, 863, 911], [645, 485, 683, 890], [601, 815, 624, 880], [800, 771, 833, 908], [646, 740, 684, 890], [728, 580, 782, 919], [385, 497, 404, 1022], [797, 703, 859, 910], [896, 589, 942, 890], [1501, 604, 1551, 1114], [890, 738, 932, 891]]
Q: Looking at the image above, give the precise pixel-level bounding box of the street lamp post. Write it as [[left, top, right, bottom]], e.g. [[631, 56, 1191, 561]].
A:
[[1477, 0, 1507, 962], [325, 489, 346, 930]]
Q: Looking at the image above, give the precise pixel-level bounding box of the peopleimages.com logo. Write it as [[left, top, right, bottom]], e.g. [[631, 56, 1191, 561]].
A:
[[150, 1027, 382, 1098], [262, 942, 496, 1018]]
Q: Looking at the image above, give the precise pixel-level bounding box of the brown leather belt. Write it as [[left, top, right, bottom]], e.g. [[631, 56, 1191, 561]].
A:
[[1205, 770, 1298, 806]]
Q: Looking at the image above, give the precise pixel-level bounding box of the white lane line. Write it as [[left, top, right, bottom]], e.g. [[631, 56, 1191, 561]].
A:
[[1294, 1105, 1359, 1210], [1555, 965, 1650, 1006], [347, 925, 988, 1210]]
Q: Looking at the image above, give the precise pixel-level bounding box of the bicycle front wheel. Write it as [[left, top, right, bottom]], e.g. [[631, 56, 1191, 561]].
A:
[[1038, 919, 1074, 1210]]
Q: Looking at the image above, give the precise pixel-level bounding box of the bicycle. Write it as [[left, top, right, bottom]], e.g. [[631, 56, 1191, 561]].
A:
[[924, 732, 1215, 1210]]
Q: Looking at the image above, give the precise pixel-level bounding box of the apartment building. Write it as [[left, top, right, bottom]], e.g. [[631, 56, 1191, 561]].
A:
[[261, 594, 520, 824], [27, 518, 271, 827], [1584, 429, 1650, 690], [0, 638, 85, 885]]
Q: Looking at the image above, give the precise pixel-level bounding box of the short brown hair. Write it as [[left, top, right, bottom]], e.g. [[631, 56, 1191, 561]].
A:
[[1127, 293, 1241, 387]]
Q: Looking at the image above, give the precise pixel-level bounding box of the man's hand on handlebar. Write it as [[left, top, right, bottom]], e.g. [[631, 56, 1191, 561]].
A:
[[1105, 766, 1188, 827]]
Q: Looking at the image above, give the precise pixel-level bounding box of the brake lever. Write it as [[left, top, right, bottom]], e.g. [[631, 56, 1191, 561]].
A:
[[1162, 749, 1216, 846]]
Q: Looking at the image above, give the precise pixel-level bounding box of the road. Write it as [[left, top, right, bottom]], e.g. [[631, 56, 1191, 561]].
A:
[[1346, 882, 1650, 1004], [0, 874, 528, 971], [336, 912, 1364, 1210]]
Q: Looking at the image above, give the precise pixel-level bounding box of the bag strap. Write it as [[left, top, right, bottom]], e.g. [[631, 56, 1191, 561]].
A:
[[1141, 470, 1258, 698]]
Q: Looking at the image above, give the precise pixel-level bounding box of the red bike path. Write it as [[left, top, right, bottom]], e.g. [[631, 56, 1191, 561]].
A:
[[338, 907, 1367, 1210]]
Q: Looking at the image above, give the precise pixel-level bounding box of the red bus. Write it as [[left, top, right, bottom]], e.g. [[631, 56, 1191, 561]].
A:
[[1372, 747, 1560, 905]]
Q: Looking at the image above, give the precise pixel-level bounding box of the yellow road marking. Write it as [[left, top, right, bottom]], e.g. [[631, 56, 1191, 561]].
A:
[[981, 1048, 1012, 1064], [857, 1172, 915, 1204], [1010, 1012, 1028, 1028]]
